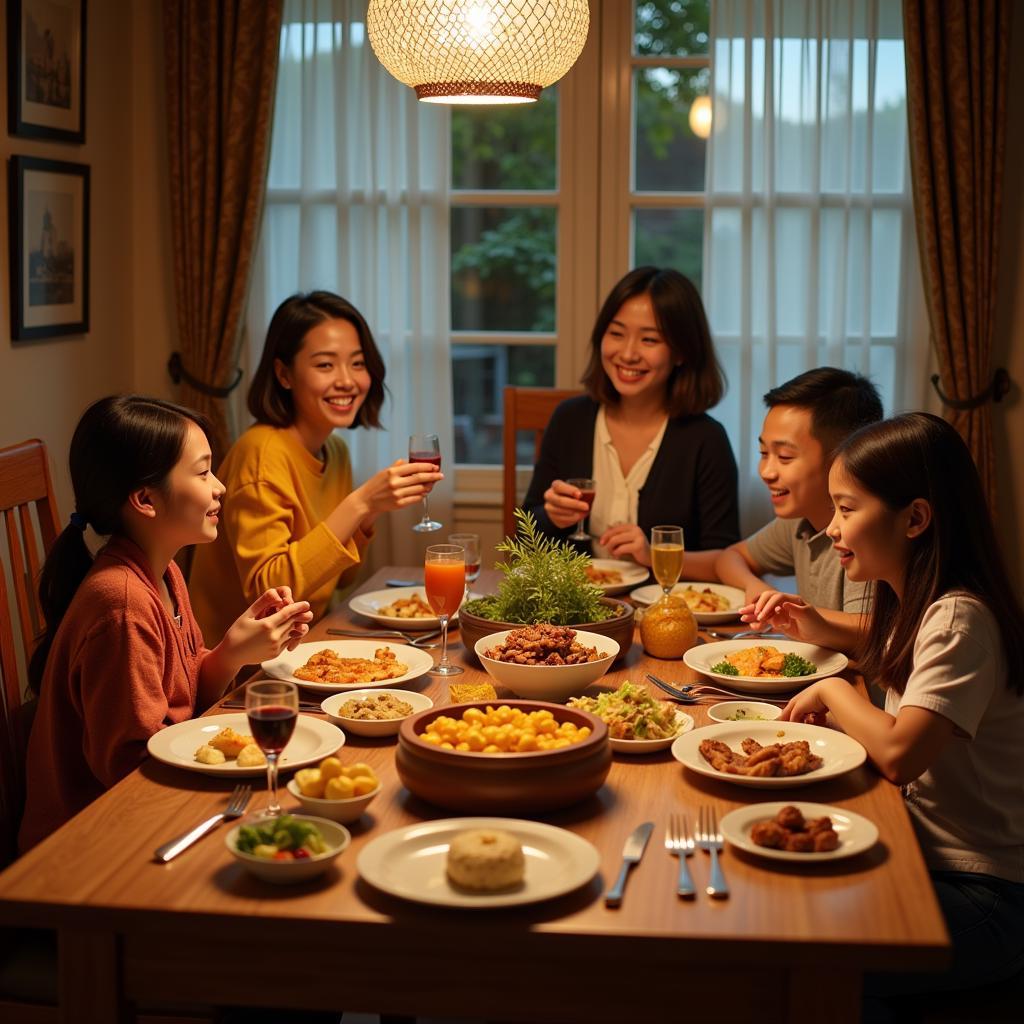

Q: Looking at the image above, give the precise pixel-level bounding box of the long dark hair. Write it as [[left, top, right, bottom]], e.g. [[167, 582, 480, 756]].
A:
[[28, 395, 213, 693], [581, 266, 726, 416], [247, 291, 386, 429], [836, 413, 1024, 695]]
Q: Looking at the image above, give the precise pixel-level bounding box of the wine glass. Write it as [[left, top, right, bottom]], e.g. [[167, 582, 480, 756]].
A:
[[448, 533, 480, 584], [566, 477, 596, 542], [409, 432, 442, 532], [245, 679, 299, 817], [425, 543, 466, 676], [650, 525, 685, 603]]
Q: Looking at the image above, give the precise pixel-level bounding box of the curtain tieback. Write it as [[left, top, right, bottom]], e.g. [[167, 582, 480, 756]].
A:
[[167, 352, 243, 399], [929, 368, 1011, 411]]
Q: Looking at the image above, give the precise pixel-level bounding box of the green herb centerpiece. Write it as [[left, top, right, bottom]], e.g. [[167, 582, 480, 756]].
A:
[[462, 509, 614, 625]]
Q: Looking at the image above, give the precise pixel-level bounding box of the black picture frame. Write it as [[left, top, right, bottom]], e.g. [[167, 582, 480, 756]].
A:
[[7, 0, 87, 143], [8, 155, 90, 341]]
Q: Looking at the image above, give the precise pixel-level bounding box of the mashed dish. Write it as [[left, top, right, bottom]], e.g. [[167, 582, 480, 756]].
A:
[[447, 828, 525, 891]]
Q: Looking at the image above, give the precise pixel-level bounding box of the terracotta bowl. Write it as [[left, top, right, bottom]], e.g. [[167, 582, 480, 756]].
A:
[[457, 598, 634, 664], [396, 700, 612, 814]]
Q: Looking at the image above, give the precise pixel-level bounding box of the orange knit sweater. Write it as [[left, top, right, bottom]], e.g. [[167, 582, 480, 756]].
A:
[[19, 537, 208, 852]]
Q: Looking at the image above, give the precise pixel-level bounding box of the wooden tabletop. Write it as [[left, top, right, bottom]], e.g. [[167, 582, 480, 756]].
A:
[[0, 567, 949, 1023]]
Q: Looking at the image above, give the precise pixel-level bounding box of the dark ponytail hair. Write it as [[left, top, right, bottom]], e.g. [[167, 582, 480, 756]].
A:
[[28, 395, 213, 693], [836, 412, 1024, 695]]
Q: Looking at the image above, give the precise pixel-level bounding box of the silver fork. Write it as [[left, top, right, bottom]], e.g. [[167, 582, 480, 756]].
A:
[[153, 784, 252, 862], [327, 628, 441, 648], [664, 813, 696, 899], [696, 805, 729, 899]]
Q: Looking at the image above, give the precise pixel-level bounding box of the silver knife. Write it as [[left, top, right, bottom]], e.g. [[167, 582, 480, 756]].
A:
[[604, 821, 654, 907]]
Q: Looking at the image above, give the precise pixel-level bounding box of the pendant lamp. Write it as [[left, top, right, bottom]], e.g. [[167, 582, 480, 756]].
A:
[[367, 1, 591, 105]]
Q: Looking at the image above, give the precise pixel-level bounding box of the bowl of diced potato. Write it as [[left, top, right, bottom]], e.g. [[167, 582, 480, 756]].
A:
[[396, 700, 610, 813], [286, 756, 381, 823]]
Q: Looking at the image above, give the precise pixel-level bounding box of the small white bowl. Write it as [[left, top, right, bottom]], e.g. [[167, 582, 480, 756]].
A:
[[286, 777, 382, 823], [707, 700, 783, 724], [473, 629, 619, 702], [320, 688, 434, 737], [608, 709, 695, 754], [226, 814, 350, 884]]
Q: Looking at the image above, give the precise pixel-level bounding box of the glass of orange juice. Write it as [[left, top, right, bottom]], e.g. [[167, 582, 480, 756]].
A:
[[425, 543, 466, 676]]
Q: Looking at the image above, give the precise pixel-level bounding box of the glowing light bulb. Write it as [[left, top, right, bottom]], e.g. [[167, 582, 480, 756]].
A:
[[689, 95, 713, 139]]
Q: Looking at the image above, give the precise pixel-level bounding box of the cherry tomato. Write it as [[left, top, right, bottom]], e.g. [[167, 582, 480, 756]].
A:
[[293, 848, 311, 860], [273, 850, 294, 861]]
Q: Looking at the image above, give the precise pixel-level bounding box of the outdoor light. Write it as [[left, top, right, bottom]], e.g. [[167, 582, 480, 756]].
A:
[[689, 94, 712, 139], [367, 0, 591, 105]]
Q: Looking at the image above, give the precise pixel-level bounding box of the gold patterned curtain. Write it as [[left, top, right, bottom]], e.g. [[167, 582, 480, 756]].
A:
[[163, 0, 284, 458], [903, 0, 1013, 506]]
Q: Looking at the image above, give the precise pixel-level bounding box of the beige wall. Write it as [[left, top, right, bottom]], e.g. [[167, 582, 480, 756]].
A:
[[0, 0, 176, 522], [992, 20, 1024, 592]]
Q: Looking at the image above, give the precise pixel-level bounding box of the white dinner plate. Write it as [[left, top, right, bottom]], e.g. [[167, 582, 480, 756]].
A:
[[146, 713, 345, 777], [670, 720, 867, 789], [261, 640, 435, 693], [683, 639, 848, 694], [348, 586, 481, 630], [608, 708, 694, 754], [629, 581, 746, 624], [585, 559, 649, 595], [719, 801, 879, 862], [357, 817, 601, 908]]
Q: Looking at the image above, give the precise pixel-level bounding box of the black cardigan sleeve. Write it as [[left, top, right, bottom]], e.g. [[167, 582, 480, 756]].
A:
[[520, 396, 599, 539]]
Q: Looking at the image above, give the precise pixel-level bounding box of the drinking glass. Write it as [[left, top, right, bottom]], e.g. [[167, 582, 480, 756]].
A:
[[245, 679, 299, 817], [565, 477, 596, 542], [650, 525, 685, 602], [409, 432, 442, 532], [448, 533, 481, 584], [425, 543, 466, 676]]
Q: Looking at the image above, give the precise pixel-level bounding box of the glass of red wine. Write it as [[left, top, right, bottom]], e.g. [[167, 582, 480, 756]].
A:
[[448, 533, 480, 584], [409, 432, 442, 533], [566, 478, 596, 542], [245, 680, 299, 817]]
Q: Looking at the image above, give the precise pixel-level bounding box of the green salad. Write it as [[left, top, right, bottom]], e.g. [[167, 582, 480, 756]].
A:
[[235, 814, 328, 861], [568, 681, 680, 741]]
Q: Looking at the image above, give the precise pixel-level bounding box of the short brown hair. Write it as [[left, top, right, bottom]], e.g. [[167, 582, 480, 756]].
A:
[[581, 267, 725, 416], [247, 291, 386, 428]]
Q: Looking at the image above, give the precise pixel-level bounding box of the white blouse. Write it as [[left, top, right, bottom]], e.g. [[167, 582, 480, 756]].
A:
[[588, 407, 668, 558]]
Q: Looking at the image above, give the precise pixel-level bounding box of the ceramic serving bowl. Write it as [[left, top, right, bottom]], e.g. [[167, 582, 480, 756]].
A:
[[320, 688, 434, 737], [457, 597, 635, 664], [225, 814, 350, 884], [473, 629, 618, 701], [396, 700, 611, 813], [286, 778, 382, 823]]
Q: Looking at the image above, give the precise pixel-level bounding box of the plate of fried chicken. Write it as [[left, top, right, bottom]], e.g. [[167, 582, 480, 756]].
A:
[[671, 721, 867, 788], [719, 802, 879, 862]]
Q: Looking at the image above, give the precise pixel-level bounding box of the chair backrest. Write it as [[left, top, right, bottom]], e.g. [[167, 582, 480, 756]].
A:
[[0, 439, 61, 866], [502, 387, 581, 539]]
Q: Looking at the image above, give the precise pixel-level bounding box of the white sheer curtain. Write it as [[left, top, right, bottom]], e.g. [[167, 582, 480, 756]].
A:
[[704, 0, 927, 534], [247, 0, 452, 568]]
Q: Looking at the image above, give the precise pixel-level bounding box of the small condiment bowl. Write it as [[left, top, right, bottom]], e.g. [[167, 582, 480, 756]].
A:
[[225, 814, 350, 884], [286, 778, 382, 823], [707, 700, 783, 724], [320, 688, 434, 737]]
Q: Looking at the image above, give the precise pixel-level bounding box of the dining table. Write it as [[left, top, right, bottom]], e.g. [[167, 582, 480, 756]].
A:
[[0, 566, 950, 1024]]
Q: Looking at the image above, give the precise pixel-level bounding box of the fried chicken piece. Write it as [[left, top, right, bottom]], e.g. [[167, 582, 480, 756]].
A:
[[745, 743, 782, 767], [774, 740, 824, 776], [741, 737, 764, 756], [731, 757, 781, 776], [751, 821, 788, 848], [699, 738, 744, 772], [805, 816, 834, 835], [775, 805, 806, 831], [784, 831, 816, 853], [813, 828, 840, 852], [761, 650, 786, 673]]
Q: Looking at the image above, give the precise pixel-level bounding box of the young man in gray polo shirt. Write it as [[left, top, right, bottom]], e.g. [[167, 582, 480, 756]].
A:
[[714, 368, 883, 632]]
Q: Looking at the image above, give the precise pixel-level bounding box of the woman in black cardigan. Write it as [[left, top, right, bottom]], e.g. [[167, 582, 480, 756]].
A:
[[522, 267, 739, 575]]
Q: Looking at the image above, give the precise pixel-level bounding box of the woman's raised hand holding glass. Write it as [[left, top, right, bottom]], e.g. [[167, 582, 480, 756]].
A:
[[565, 478, 597, 542]]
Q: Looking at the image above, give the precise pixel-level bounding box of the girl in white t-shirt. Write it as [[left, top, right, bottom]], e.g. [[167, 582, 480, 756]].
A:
[[760, 412, 1024, 1012]]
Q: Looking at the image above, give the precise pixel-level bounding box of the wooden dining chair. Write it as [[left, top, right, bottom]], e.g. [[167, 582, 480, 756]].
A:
[[502, 386, 581, 539]]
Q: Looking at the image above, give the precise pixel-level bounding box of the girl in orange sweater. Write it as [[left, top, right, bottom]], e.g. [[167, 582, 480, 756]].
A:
[[19, 395, 313, 851]]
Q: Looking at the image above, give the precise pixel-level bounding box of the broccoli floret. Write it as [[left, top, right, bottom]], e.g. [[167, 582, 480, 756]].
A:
[[236, 825, 262, 853], [711, 660, 739, 676], [781, 653, 817, 677]]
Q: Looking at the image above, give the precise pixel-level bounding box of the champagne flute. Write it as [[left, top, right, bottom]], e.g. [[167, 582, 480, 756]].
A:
[[409, 433, 442, 532], [245, 679, 299, 817], [650, 525, 685, 603], [425, 543, 466, 676], [566, 477, 596, 542]]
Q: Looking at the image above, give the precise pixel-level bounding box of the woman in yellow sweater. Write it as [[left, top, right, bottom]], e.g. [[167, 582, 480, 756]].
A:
[[190, 291, 442, 641]]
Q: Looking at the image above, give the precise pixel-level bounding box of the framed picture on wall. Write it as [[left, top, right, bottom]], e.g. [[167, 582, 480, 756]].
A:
[[8, 156, 90, 341], [7, 0, 87, 142]]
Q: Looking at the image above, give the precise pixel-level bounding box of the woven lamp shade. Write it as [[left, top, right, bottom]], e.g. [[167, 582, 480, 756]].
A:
[[367, 1, 591, 105]]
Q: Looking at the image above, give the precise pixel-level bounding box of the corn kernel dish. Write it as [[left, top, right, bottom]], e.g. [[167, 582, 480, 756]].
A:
[[419, 704, 593, 754]]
